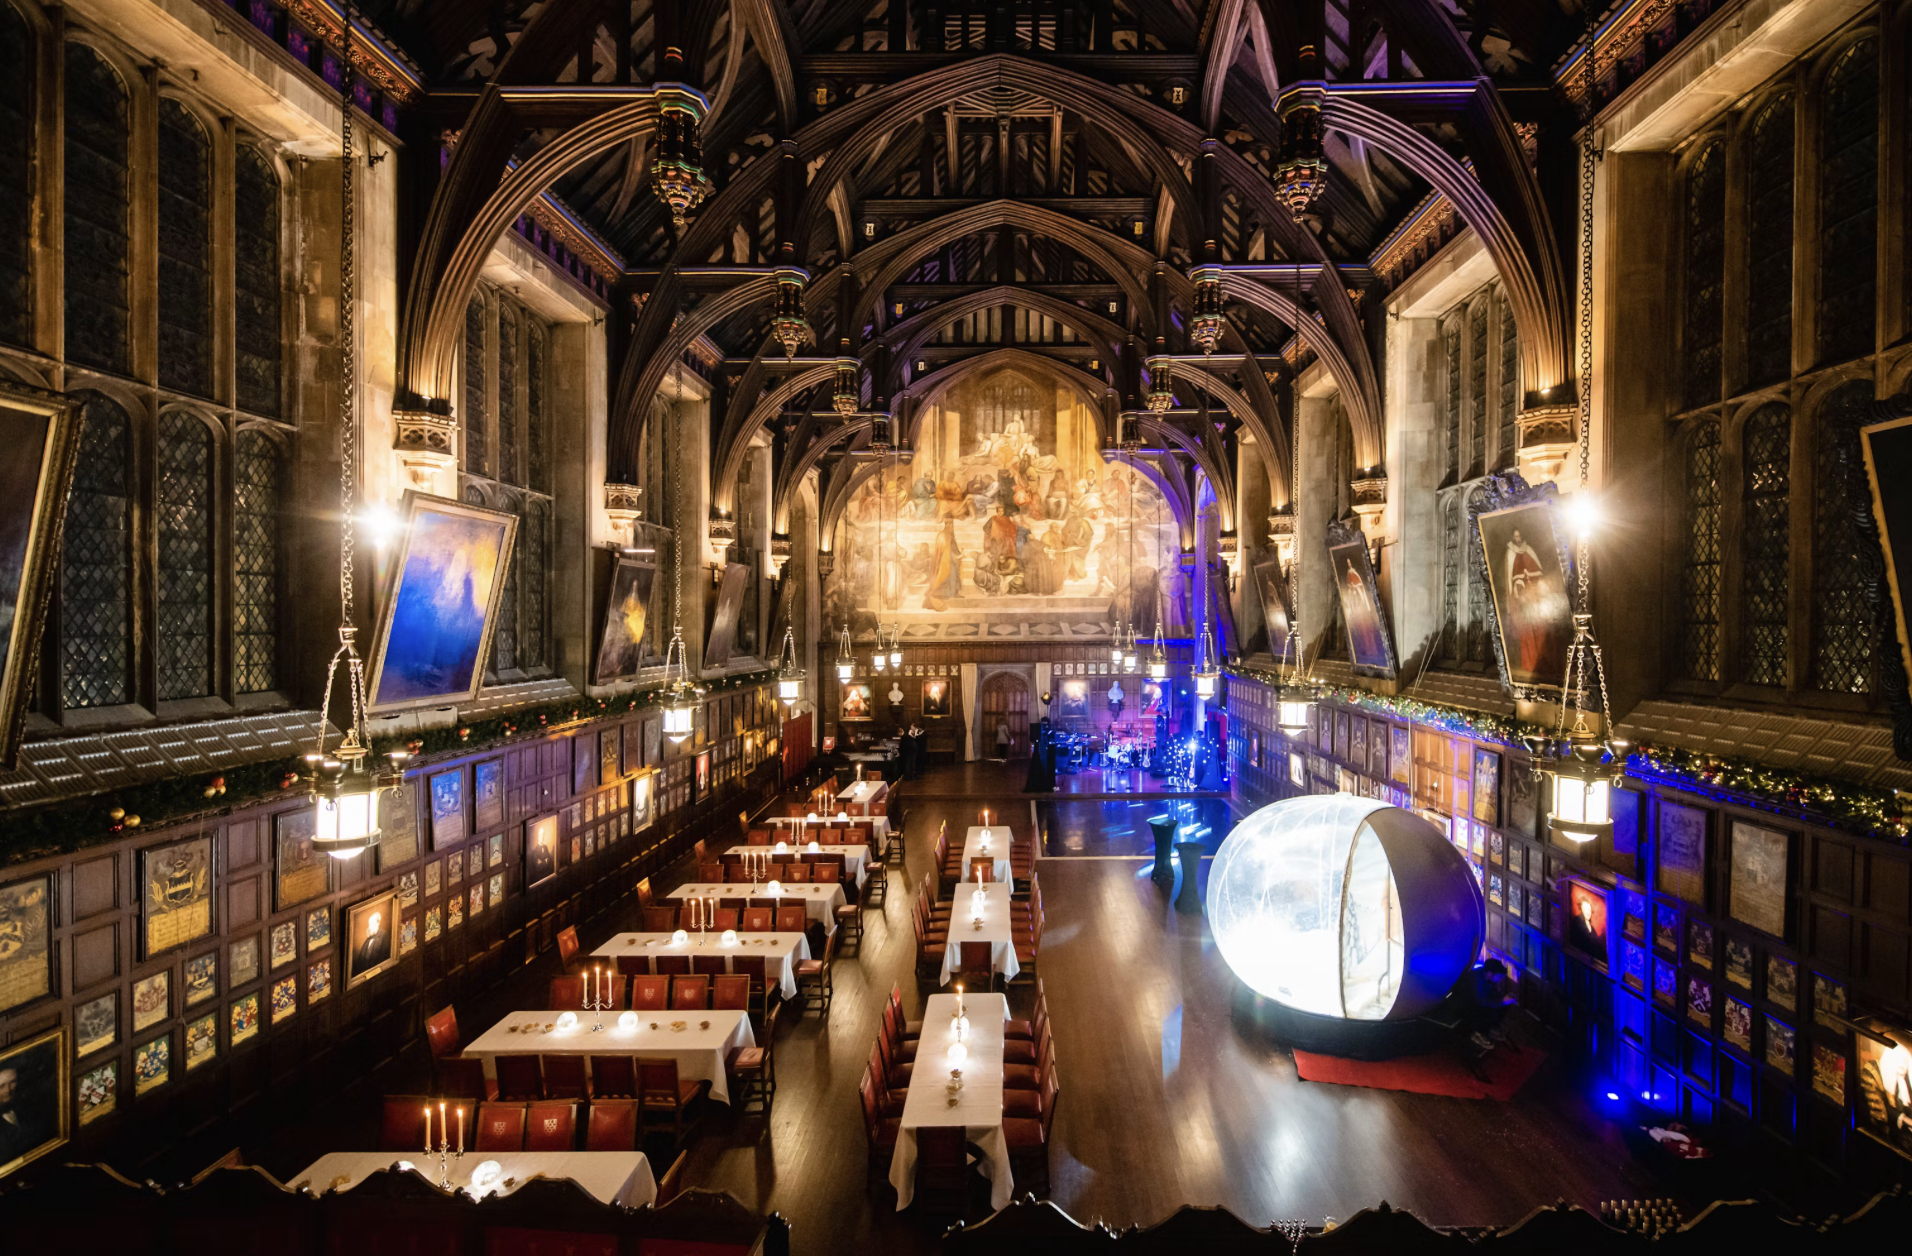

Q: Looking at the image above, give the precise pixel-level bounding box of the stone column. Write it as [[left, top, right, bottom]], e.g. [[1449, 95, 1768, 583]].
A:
[[552, 318, 609, 691], [1384, 313, 1444, 673], [1295, 393, 1337, 663]]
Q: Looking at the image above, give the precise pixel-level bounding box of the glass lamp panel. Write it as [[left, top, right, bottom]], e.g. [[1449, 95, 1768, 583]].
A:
[[1584, 778, 1611, 824], [1195, 674, 1216, 698], [1340, 824, 1405, 1020], [1555, 774, 1586, 822]]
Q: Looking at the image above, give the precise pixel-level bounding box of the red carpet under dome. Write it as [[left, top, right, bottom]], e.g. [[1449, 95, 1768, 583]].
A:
[[1292, 1044, 1547, 1101]]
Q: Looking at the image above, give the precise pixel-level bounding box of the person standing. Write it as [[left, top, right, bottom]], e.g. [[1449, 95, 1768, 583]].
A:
[[995, 718, 1012, 760]]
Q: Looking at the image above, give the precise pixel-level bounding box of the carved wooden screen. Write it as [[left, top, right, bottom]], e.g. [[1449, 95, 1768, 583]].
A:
[[233, 146, 282, 417], [233, 429, 281, 694], [498, 302, 520, 485], [1810, 381, 1878, 694], [61, 393, 133, 708], [63, 43, 131, 375], [156, 411, 213, 700], [1681, 140, 1725, 412], [157, 99, 212, 398], [1819, 39, 1878, 366], [1740, 403, 1791, 687], [1678, 419, 1721, 682], [1744, 94, 1793, 387], [0, 2, 30, 347]]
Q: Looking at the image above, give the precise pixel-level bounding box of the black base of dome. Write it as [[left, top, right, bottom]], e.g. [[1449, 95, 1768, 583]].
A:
[[1229, 986, 1451, 1060]]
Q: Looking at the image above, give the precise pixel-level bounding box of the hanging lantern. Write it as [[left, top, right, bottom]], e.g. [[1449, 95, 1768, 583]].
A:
[[1189, 265, 1226, 355], [776, 623, 804, 707], [660, 624, 700, 743], [1146, 355, 1176, 414], [770, 267, 812, 359], [835, 622, 855, 681], [1193, 626, 1220, 699], [1275, 684, 1316, 734], [832, 356, 861, 416], [888, 624, 904, 670], [1526, 615, 1627, 845], [651, 84, 713, 229], [1274, 79, 1328, 217], [871, 639, 887, 673], [1110, 627, 1125, 668]]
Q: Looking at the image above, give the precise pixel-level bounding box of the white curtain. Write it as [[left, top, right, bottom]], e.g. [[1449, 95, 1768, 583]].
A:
[[961, 662, 980, 760]]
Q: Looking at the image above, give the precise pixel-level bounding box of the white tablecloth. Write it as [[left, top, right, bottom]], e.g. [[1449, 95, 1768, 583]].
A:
[[766, 814, 890, 842], [726, 842, 873, 888], [938, 883, 1021, 987], [668, 881, 846, 927], [593, 931, 811, 999], [961, 827, 1015, 886], [890, 993, 1013, 1210], [290, 1151, 656, 1207], [464, 1009, 756, 1105]]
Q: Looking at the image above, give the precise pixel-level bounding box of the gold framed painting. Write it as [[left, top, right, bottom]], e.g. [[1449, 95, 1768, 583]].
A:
[[140, 834, 214, 959], [0, 874, 52, 1015], [0, 382, 82, 769], [0, 1027, 67, 1177], [343, 889, 400, 990]]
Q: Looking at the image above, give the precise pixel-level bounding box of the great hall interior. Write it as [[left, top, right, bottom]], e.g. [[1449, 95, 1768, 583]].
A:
[[5, 0, 1912, 1251]]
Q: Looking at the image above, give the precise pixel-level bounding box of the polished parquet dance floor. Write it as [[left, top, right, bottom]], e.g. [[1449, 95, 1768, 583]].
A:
[[256, 760, 1663, 1252]]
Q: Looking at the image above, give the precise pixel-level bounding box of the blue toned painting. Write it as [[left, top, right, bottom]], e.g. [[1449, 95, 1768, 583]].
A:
[[373, 509, 508, 707]]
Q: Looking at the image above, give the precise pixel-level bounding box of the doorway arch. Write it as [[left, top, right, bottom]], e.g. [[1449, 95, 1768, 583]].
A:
[[979, 672, 1030, 760]]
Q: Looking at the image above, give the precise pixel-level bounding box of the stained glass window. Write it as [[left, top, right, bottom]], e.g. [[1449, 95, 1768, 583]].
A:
[[527, 321, 547, 492], [1681, 140, 1725, 411], [1811, 382, 1877, 694], [64, 43, 131, 375], [1678, 419, 1721, 682], [1740, 403, 1791, 687], [156, 411, 213, 701], [1496, 291, 1518, 470], [1745, 94, 1793, 387], [157, 99, 212, 398], [463, 296, 487, 474], [1467, 301, 1487, 479], [498, 303, 520, 485], [234, 147, 282, 417], [520, 499, 547, 669], [1819, 39, 1877, 366], [0, 3, 30, 347], [60, 393, 131, 708], [233, 430, 281, 693]]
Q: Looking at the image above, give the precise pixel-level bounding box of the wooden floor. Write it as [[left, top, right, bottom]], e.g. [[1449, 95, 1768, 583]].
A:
[[260, 760, 1668, 1252]]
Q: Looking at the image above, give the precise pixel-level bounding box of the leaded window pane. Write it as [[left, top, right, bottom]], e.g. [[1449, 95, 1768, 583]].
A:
[[234, 430, 280, 693], [1820, 39, 1878, 365], [157, 99, 212, 398], [1440, 494, 1460, 666], [1467, 302, 1487, 478], [234, 147, 282, 417], [527, 321, 547, 492], [63, 43, 130, 375], [463, 297, 487, 474], [1496, 292, 1517, 470], [498, 304, 520, 485], [1745, 95, 1793, 387], [520, 500, 547, 670], [1740, 403, 1791, 687], [156, 411, 213, 701], [1811, 382, 1878, 694], [1682, 141, 1725, 411], [1679, 419, 1721, 681], [0, 4, 31, 347], [60, 393, 131, 708], [1443, 322, 1460, 484]]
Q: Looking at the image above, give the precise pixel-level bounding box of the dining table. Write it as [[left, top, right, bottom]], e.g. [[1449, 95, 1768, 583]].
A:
[[463, 1008, 755, 1105], [591, 930, 811, 999], [666, 880, 846, 927], [289, 1150, 657, 1207], [939, 882, 1021, 987], [726, 841, 874, 888], [888, 992, 1013, 1210], [960, 826, 1015, 886], [764, 812, 890, 843]]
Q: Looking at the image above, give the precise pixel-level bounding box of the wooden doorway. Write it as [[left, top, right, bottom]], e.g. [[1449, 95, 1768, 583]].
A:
[[979, 672, 1030, 759]]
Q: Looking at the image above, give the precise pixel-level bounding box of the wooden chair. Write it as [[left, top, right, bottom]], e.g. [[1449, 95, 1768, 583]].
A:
[[775, 905, 808, 935], [747, 830, 772, 846], [691, 954, 728, 977], [781, 862, 811, 884], [867, 1045, 908, 1114], [548, 976, 585, 1011], [474, 1102, 527, 1152], [691, 840, 709, 864], [540, 1053, 589, 1100], [874, 1027, 913, 1090], [655, 1150, 689, 1205], [637, 1057, 706, 1145], [951, 939, 995, 991], [380, 1095, 432, 1152], [437, 1057, 492, 1102], [635, 877, 654, 909], [698, 861, 727, 882], [642, 905, 680, 932], [653, 954, 691, 976], [712, 973, 750, 1011], [631, 975, 670, 1010], [726, 1002, 779, 1113], [811, 861, 841, 886], [718, 896, 748, 912], [710, 906, 740, 931], [1001, 1068, 1060, 1192], [740, 907, 773, 933], [425, 1006, 462, 1060], [524, 1100, 578, 1151], [913, 1126, 970, 1217], [859, 1069, 902, 1189], [493, 1054, 545, 1101], [968, 858, 994, 883], [727, 862, 756, 884], [557, 926, 581, 972], [732, 954, 772, 1018], [584, 1099, 639, 1151], [794, 927, 839, 1016], [589, 1055, 638, 1099], [614, 954, 648, 977], [669, 975, 709, 1010]]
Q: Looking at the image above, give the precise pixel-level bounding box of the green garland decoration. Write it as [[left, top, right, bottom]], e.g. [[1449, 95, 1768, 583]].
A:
[[1222, 663, 1548, 747], [0, 669, 777, 870]]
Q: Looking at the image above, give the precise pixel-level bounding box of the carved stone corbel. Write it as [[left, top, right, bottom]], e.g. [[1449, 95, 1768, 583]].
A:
[[1515, 403, 1578, 487], [604, 482, 643, 545], [393, 409, 457, 493], [1350, 471, 1387, 536]]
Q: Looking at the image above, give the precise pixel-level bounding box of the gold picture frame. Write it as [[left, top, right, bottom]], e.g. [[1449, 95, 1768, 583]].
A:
[[0, 1027, 67, 1179], [0, 382, 82, 769], [343, 889, 400, 990]]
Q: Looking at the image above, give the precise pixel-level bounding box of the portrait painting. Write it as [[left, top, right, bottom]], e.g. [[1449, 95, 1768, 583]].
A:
[[1856, 1026, 1912, 1158], [922, 678, 952, 717], [525, 815, 558, 889], [1653, 903, 1679, 955], [424, 905, 442, 942], [632, 771, 655, 834], [1653, 958, 1677, 1008], [274, 808, 327, 912], [270, 974, 297, 1024], [269, 920, 297, 970], [1766, 1015, 1796, 1071], [447, 892, 465, 932], [1767, 954, 1798, 1010], [229, 993, 259, 1047], [1141, 680, 1166, 716], [1564, 880, 1609, 966], [74, 993, 116, 1058], [468, 884, 484, 920], [1326, 520, 1395, 677], [131, 971, 169, 1033], [424, 859, 441, 899], [1472, 749, 1500, 826], [704, 562, 751, 667], [0, 875, 51, 1015], [1814, 1042, 1848, 1105], [1390, 727, 1411, 785], [1655, 800, 1708, 906], [76, 1061, 115, 1127], [183, 952, 216, 1007], [365, 492, 516, 712], [1724, 998, 1753, 1053], [695, 750, 710, 800], [376, 780, 419, 870], [601, 729, 621, 785], [1620, 940, 1645, 993], [822, 367, 1187, 647], [1350, 719, 1368, 766], [467, 845, 483, 879], [344, 890, 399, 988], [133, 1034, 169, 1096], [1728, 820, 1791, 939], [488, 833, 503, 868], [0, 384, 82, 770], [141, 835, 214, 959], [229, 935, 258, 987], [592, 555, 659, 683], [1252, 559, 1293, 659], [0, 1030, 65, 1172], [1369, 725, 1389, 780], [1057, 680, 1090, 721], [488, 873, 503, 909], [473, 759, 504, 833], [184, 1012, 217, 1072], [840, 681, 874, 721], [429, 769, 465, 849], [1475, 496, 1573, 690]]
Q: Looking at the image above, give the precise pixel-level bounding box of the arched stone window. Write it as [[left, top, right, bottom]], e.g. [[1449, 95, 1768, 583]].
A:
[[1810, 381, 1878, 693], [234, 146, 283, 417], [1681, 140, 1725, 411], [0, 2, 32, 347], [64, 43, 131, 374], [1677, 419, 1721, 681], [61, 393, 133, 708], [233, 430, 282, 694], [157, 98, 212, 397], [1819, 38, 1878, 365], [1744, 94, 1793, 386], [156, 410, 214, 700], [1740, 403, 1791, 687]]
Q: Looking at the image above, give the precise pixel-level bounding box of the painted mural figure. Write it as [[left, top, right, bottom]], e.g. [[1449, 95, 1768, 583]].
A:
[[1340, 556, 1389, 666], [924, 520, 963, 611], [1503, 528, 1563, 678]]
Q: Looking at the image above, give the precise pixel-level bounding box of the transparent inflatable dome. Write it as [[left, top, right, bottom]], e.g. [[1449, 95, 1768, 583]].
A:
[[1206, 794, 1483, 1021]]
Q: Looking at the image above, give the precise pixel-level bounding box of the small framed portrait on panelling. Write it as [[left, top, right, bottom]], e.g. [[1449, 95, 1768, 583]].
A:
[[1563, 879, 1609, 968], [473, 759, 505, 833], [0, 1028, 66, 1178], [364, 492, 516, 712], [1655, 799, 1709, 906], [1855, 1021, 1912, 1158], [1766, 954, 1798, 1010], [344, 889, 400, 989], [273, 808, 328, 912], [429, 768, 465, 849], [921, 678, 952, 717], [573, 733, 597, 795], [694, 750, 710, 800], [840, 681, 874, 721], [131, 971, 169, 1034], [140, 835, 214, 959], [525, 815, 559, 890], [1686, 918, 1714, 971], [376, 779, 419, 870], [74, 993, 116, 1058], [601, 729, 621, 785], [0, 875, 52, 1016], [1326, 519, 1396, 679], [1252, 559, 1292, 659], [1727, 819, 1792, 940], [1472, 749, 1500, 826], [592, 554, 658, 684]]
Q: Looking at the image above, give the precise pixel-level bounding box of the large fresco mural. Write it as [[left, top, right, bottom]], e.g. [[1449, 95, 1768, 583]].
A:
[[825, 368, 1187, 642]]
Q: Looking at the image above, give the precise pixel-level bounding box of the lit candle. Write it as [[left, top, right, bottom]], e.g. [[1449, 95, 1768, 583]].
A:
[[456, 1105, 463, 1153], [439, 1101, 446, 1150], [584, 971, 591, 1010], [424, 1104, 431, 1153], [955, 983, 963, 1020]]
